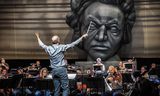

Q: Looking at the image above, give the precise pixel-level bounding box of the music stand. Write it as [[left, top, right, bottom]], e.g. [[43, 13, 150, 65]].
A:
[[12, 74, 24, 88], [68, 74, 77, 91], [10, 77, 35, 96], [21, 78, 35, 88], [122, 73, 134, 83], [35, 79, 54, 91], [0, 78, 13, 89], [0, 74, 24, 89]]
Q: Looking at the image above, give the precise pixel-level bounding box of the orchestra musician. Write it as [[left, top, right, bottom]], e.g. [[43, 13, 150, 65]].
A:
[[148, 63, 159, 77], [140, 66, 149, 79], [22, 61, 41, 73], [0, 58, 13, 96], [0, 58, 9, 71], [0, 66, 2, 74], [12, 68, 33, 96], [0, 68, 13, 96], [35, 67, 51, 96], [28, 63, 37, 70], [131, 66, 154, 96], [93, 58, 105, 77], [118, 61, 126, 73], [0, 68, 8, 79], [105, 65, 123, 96], [35, 60, 41, 70]]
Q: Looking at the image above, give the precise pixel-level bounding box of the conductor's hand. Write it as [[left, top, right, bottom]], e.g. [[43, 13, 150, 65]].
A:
[[82, 33, 88, 38]]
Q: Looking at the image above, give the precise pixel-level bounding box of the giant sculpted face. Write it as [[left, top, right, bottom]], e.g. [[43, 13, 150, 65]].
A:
[[81, 2, 124, 60], [66, 0, 136, 61]]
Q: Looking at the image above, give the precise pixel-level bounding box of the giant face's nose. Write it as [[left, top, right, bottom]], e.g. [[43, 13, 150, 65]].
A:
[[95, 25, 107, 41]]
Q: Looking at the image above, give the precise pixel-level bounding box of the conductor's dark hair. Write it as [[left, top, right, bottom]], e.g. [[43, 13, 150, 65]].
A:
[[66, 0, 136, 44]]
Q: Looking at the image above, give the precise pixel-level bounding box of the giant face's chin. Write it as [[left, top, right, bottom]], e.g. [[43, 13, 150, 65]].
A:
[[87, 46, 115, 60], [89, 49, 108, 60]]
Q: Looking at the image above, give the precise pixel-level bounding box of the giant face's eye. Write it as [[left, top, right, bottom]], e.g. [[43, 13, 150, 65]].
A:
[[110, 25, 120, 36], [89, 21, 99, 32]]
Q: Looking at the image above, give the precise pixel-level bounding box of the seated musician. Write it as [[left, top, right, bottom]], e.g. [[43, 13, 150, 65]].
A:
[[132, 66, 154, 96], [28, 63, 37, 70], [118, 61, 126, 73], [0, 65, 2, 74], [140, 66, 149, 79], [12, 68, 33, 96], [0, 68, 13, 96], [0, 58, 9, 71], [105, 65, 123, 96], [35, 67, 51, 96], [35, 60, 41, 70], [67, 63, 76, 73], [148, 63, 159, 77], [93, 58, 105, 77], [0, 68, 8, 79]]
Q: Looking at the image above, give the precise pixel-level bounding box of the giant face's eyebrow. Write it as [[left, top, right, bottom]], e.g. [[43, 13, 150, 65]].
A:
[[89, 16, 119, 26], [107, 19, 119, 25], [88, 15, 101, 25], [106, 19, 120, 30]]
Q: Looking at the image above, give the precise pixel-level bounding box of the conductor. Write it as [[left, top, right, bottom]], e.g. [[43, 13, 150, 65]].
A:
[[35, 32, 88, 96]]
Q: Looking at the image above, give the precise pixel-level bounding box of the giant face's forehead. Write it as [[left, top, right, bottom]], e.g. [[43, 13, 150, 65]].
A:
[[83, 2, 124, 24]]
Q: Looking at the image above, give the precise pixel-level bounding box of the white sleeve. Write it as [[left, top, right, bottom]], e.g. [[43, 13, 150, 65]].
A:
[[38, 38, 48, 49]]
